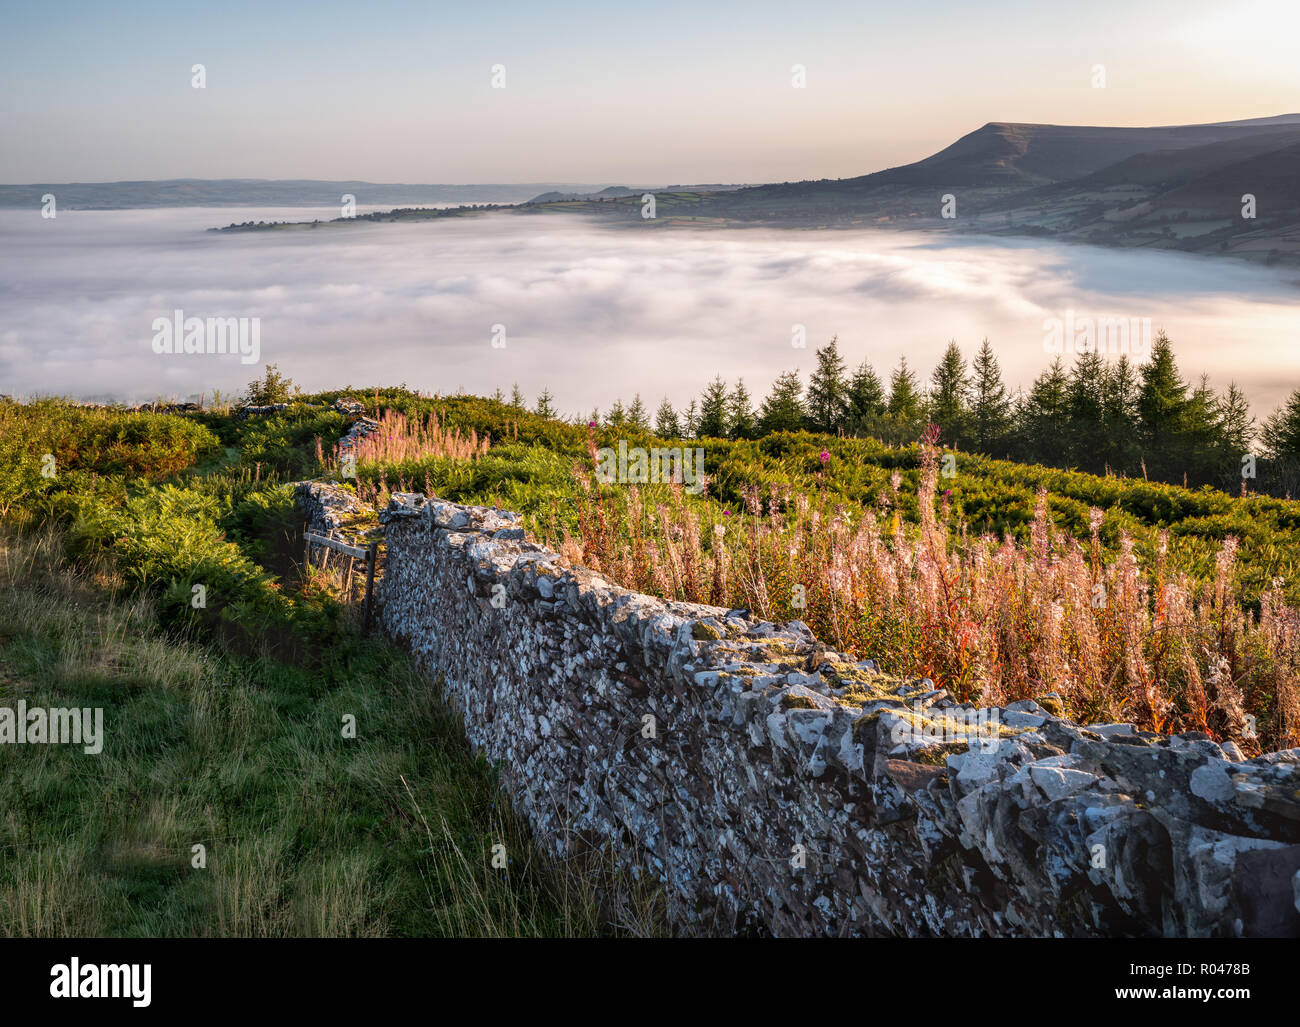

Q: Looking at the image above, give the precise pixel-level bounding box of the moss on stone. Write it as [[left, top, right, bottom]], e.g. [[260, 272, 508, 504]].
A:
[[780, 693, 818, 711], [691, 621, 723, 641], [913, 744, 960, 766]]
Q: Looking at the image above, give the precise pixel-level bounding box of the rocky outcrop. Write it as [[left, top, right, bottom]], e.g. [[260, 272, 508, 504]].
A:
[[236, 402, 288, 418], [299, 483, 1300, 937]]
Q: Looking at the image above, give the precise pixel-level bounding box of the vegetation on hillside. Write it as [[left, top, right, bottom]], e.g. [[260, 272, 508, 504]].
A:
[[573, 333, 1300, 498], [0, 392, 664, 937], [325, 387, 1300, 751], [6, 372, 1300, 940]]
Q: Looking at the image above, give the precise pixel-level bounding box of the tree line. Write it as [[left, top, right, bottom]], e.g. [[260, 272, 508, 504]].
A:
[[499, 334, 1300, 495]]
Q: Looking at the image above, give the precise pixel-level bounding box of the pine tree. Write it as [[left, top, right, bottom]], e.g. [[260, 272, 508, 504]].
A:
[[1018, 357, 1070, 463], [509, 383, 526, 409], [1262, 389, 1300, 459], [1137, 331, 1189, 472], [758, 371, 806, 434], [695, 377, 729, 438], [1217, 382, 1254, 456], [884, 357, 924, 444], [534, 388, 555, 419], [606, 398, 627, 429], [627, 394, 650, 432], [1181, 374, 1222, 482], [491, 387, 504, 403], [845, 361, 885, 438], [728, 379, 758, 439], [654, 397, 681, 437], [804, 336, 849, 433], [968, 339, 1012, 456], [683, 399, 700, 439], [1100, 356, 1141, 473], [927, 340, 970, 448], [1066, 351, 1106, 472]]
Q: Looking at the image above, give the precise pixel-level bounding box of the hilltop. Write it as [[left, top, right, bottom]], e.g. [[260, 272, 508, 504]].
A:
[[515, 113, 1300, 265]]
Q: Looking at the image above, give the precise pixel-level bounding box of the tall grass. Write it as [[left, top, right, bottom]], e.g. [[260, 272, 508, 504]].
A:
[[342, 408, 489, 467], [548, 427, 1300, 752], [0, 528, 666, 937]]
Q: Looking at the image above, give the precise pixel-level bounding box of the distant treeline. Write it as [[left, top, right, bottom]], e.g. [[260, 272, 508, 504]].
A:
[[501, 333, 1300, 497]]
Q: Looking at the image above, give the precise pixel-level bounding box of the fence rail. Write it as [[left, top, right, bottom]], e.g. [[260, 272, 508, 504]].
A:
[[303, 530, 380, 636]]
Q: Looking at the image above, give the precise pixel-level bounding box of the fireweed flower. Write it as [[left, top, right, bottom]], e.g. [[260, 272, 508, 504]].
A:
[[819, 450, 830, 464]]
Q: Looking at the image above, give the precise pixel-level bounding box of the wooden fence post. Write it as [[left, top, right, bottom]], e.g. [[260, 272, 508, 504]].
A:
[[362, 540, 379, 638]]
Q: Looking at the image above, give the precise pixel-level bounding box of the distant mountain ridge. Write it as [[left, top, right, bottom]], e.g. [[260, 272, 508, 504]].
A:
[[856, 115, 1300, 187], [0, 179, 613, 209], [523, 113, 1300, 267]]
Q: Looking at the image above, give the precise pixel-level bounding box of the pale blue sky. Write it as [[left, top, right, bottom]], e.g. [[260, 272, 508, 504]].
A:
[[2, 0, 1297, 183]]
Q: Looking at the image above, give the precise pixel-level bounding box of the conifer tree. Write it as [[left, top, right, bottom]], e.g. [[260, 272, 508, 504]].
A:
[[695, 377, 730, 438], [534, 388, 555, 418], [654, 397, 680, 437], [927, 340, 970, 447], [1066, 350, 1106, 471], [1217, 382, 1254, 456], [627, 393, 650, 432], [1137, 331, 1189, 467], [1099, 355, 1141, 472], [884, 357, 925, 444], [728, 379, 758, 439], [758, 371, 806, 434], [804, 336, 849, 433], [1262, 389, 1300, 459], [968, 338, 1012, 456], [1018, 357, 1070, 462], [683, 399, 700, 439], [845, 360, 885, 438]]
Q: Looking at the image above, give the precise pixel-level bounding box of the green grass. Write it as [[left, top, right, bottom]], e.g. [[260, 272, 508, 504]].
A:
[[0, 391, 670, 936], [0, 531, 666, 937]]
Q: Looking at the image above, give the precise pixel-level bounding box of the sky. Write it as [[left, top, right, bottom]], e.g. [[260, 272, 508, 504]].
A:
[[2, 0, 1299, 185]]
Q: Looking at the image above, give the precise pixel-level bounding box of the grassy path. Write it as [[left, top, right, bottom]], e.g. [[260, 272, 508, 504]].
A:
[[0, 531, 651, 936]]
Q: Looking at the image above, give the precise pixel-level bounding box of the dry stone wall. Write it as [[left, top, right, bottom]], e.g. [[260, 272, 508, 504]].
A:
[[298, 482, 1300, 937]]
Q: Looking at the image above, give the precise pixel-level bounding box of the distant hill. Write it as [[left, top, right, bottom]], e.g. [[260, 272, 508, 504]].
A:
[[521, 113, 1300, 267], [855, 116, 1300, 188], [527, 183, 749, 203], [185, 114, 1300, 268], [0, 179, 612, 209]]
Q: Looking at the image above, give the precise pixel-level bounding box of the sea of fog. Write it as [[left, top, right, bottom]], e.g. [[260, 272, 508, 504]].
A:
[[2, 206, 1299, 418]]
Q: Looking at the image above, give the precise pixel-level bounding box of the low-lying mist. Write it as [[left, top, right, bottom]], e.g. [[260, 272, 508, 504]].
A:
[[3, 206, 1298, 418]]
